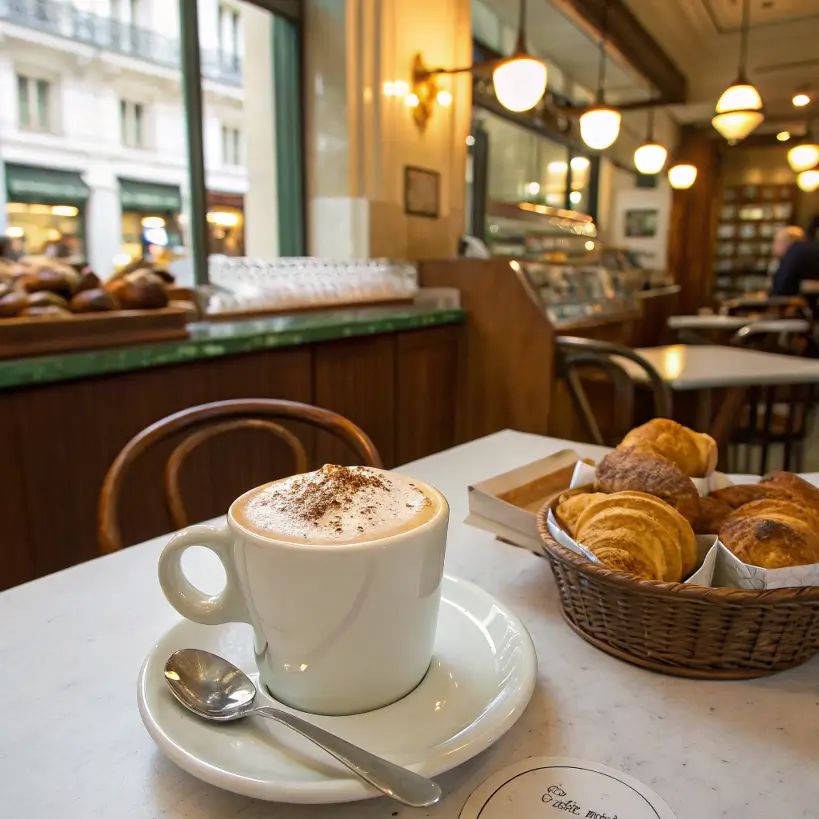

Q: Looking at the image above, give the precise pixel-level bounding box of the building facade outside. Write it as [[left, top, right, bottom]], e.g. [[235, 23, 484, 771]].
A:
[[0, 0, 249, 276]]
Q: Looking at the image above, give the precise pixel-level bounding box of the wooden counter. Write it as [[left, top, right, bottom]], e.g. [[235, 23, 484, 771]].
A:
[[0, 307, 463, 590]]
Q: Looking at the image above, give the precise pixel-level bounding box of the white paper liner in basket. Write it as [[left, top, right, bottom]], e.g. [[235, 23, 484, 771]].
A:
[[554, 461, 819, 590]]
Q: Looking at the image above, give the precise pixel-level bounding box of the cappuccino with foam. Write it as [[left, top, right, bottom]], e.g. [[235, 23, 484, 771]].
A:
[[234, 464, 438, 544]]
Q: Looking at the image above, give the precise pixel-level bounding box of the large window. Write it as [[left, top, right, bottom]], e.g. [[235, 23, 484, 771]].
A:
[[1, 0, 304, 282]]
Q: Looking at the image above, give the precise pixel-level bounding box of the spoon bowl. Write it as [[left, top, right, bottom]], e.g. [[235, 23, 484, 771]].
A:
[[165, 649, 256, 721], [163, 648, 441, 808]]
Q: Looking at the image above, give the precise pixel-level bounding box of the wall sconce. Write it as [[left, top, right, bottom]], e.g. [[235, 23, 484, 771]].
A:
[[408, 0, 546, 132]]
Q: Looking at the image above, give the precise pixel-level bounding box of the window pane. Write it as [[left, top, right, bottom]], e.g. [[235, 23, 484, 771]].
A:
[[3, 3, 189, 274], [17, 76, 29, 127]]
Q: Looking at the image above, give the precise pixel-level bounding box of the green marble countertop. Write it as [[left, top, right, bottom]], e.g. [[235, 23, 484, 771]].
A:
[[0, 305, 465, 391]]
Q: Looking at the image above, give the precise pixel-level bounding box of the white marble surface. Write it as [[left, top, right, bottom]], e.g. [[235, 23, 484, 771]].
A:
[[668, 315, 809, 333], [1, 430, 817, 819], [620, 343, 819, 390]]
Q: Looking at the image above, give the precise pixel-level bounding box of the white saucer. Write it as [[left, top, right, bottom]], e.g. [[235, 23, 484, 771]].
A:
[[138, 575, 537, 804]]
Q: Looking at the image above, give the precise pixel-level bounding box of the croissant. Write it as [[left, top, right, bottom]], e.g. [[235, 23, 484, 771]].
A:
[[696, 495, 733, 535], [620, 419, 717, 478], [595, 445, 701, 526], [573, 491, 696, 579], [555, 492, 606, 536], [759, 472, 819, 506], [710, 483, 796, 509], [719, 499, 819, 569]]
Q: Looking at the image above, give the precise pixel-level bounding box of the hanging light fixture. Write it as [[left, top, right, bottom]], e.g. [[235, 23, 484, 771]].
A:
[[579, 0, 621, 151], [787, 122, 819, 172], [634, 105, 668, 174], [668, 164, 697, 190], [797, 169, 819, 192], [712, 0, 764, 142], [493, 0, 548, 113]]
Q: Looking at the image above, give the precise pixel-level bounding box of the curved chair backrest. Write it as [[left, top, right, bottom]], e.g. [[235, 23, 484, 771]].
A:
[[98, 399, 382, 554], [556, 336, 673, 446]]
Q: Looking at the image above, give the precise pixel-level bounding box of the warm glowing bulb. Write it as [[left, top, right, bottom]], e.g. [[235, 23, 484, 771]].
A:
[[403, 92, 419, 108], [579, 107, 622, 150], [141, 216, 165, 229], [383, 81, 394, 97], [392, 80, 409, 97], [712, 83, 764, 141], [569, 191, 582, 204], [526, 181, 540, 195], [436, 89, 453, 107], [585, 240, 595, 251], [51, 205, 79, 217], [492, 56, 547, 112], [6, 226, 24, 238], [777, 131, 791, 142], [793, 93, 811, 107], [634, 142, 668, 175], [788, 143, 819, 172], [797, 169, 819, 192], [668, 163, 697, 190], [570, 156, 590, 171], [548, 161, 567, 173]]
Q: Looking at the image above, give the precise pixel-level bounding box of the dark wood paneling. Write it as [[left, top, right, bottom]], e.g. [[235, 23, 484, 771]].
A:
[[13, 348, 312, 579], [668, 127, 721, 314], [314, 336, 396, 467], [0, 394, 33, 590], [395, 326, 460, 464]]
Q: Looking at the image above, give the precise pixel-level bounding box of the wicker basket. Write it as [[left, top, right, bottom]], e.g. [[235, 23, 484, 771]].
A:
[[536, 496, 819, 679]]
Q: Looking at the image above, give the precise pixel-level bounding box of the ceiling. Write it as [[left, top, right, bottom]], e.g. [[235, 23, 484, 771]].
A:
[[625, 0, 819, 126], [473, 0, 653, 107]]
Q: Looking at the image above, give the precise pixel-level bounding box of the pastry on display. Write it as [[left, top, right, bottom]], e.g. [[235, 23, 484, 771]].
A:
[[710, 483, 795, 508], [69, 289, 121, 313], [557, 490, 696, 582], [760, 471, 819, 505], [595, 445, 701, 526], [552, 492, 606, 534], [719, 499, 819, 569], [695, 495, 733, 535], [620, 418, 717, 478]]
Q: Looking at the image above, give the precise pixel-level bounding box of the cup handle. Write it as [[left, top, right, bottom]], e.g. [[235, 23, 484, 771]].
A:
[[158, 523, 251, 626]]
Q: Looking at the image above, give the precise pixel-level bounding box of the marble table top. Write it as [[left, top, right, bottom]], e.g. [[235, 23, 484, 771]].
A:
[[619, 343, 819, 390], [0, 430, 816, 818]]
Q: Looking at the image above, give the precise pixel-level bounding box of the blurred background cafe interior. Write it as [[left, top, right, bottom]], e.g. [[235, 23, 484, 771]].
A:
[[3, 0, 819, 590]]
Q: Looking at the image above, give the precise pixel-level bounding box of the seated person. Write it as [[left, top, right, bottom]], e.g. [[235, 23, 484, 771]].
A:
[[769, 226, 819, 296]]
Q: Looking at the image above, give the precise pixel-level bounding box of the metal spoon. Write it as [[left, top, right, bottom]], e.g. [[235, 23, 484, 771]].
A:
[[163, 648, 441, 808]]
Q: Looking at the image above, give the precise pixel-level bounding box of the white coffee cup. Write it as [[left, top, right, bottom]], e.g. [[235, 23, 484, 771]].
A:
[[158, 472, 449, 715]]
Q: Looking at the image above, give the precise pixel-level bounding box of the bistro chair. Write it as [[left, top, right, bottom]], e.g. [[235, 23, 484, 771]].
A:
[[555, 336, 673, 447], [98, 399, 382, 554], [726, 326, 818, 473]]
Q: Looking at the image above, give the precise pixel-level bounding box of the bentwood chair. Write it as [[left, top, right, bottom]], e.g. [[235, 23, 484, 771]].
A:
[[98, 399, 382, 554], [555, 336, 673, 447]]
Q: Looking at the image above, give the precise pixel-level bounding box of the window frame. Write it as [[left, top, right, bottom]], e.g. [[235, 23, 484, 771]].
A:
[[17, 74, 52, 132]]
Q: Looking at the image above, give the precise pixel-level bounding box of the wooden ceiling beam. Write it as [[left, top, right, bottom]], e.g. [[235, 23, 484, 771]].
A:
[[550, 0, 687, 104]]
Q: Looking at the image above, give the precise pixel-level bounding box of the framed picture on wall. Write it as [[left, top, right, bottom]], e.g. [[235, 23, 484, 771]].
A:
[[624, 208, 659, 238], [404, 166, 440, 218]]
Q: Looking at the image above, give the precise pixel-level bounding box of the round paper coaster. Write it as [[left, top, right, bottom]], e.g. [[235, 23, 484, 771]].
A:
[[460, 757, 678, 819]]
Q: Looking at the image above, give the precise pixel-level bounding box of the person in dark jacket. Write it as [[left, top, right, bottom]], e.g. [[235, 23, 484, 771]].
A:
[[769, 226, 819, 296]]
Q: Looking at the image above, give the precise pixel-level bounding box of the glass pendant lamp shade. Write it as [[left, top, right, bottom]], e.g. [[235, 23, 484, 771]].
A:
[[634, 142, 668, 174], [668, 164, 697, 190], [579, 107, 621, 150], [493, 57, 547, 112], [788, 142, 819, 173], [712, 82, 765, 141], [797, 169, 819, 192]]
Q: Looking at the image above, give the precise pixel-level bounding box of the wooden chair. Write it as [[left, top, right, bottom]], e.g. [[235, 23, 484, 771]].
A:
[[98, 399, 382, 554], [555, 336, 673, 447]]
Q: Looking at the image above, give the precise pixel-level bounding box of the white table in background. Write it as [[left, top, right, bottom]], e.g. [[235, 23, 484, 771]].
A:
[[1, 430, 817, 819], [667, 315, 809, 334], [619, 343, 819, 431]]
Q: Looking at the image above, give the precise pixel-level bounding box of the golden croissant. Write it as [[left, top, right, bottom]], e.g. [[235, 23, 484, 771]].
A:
[[620, 419, 717, 478]]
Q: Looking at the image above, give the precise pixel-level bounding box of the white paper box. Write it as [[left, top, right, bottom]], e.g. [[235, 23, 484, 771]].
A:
[[465, 450, 581, 554]]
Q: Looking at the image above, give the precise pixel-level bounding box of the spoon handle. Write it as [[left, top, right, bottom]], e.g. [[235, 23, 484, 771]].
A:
[[251, 705, 441, 808]]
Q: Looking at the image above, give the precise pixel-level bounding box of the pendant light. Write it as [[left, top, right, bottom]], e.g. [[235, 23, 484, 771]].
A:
[[634, 105, 668, 174], [668, 164, 697, 190], [712, 0, 764, 142], [797, 169, 819, 192], [492, 0, 548, 113], [579, 0, 621, 151], [787, 122, 819, 173]]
